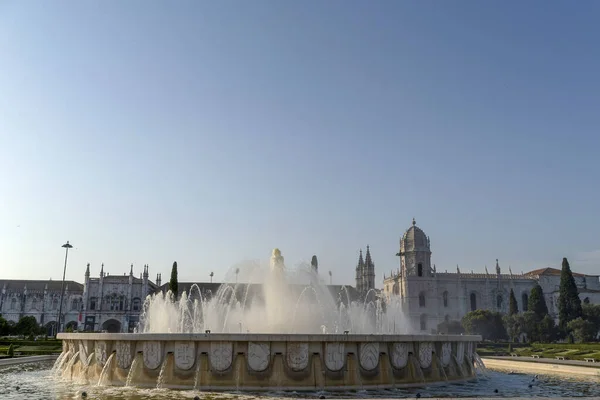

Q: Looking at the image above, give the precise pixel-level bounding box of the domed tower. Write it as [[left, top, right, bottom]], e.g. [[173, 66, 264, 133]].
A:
[[397, 218, 432, 278]]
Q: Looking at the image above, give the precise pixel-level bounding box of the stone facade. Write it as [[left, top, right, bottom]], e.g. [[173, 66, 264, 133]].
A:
[[81, 263, 158, 333], [383, 220, 600, 332], [0, 279, 84, 335]]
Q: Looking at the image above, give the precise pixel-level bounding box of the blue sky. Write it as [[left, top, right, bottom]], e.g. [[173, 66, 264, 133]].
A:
[[1, 1, 599, 285]]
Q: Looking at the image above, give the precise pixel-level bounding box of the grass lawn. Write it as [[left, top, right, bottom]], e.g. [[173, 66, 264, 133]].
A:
[[0, 339, 62, 357], [478, 342, 600, 361]]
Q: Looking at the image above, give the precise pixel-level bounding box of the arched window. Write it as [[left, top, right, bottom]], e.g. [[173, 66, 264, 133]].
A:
[[11, 298, 17, 310], [109, 295, 124, 311], [132, 298, 141, 311], [31, 297, 38, 310], [420, 314, 427, 331], [89, 297, 97, 310], [522, 293, 529, 311], [71, 299, 79, 310], [52, 298, 59, 310], [417, 263, 423, 277], [393, 283, 399, 295], [470, 293, 477, 311], [419, 291, 426, 307], [443, 291, 449, 307], [496, 294, 503, 309]]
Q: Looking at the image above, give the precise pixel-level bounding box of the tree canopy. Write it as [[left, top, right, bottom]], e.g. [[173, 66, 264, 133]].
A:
[[509, 288, 519, 315], [528, 284, 548, 319], [169, 261, 179, 299], [558, 257, 583, 332]]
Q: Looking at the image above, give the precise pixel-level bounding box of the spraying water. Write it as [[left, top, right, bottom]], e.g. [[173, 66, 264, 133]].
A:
[[137, 249, 412, 334]]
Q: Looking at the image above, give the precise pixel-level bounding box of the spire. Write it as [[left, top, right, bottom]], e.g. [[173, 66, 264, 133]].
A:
[[100, 263, 104, 277], [365, 245, 372, 265], [130, 263, 134, 276], [412, 217, 416, 226], [85, 263, 90, 277], [496, 259, 501, 275], [358, 249, 364, 267]]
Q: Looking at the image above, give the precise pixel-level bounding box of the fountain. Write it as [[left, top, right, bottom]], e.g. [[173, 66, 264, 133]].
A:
[[57, 249, 481, 390]]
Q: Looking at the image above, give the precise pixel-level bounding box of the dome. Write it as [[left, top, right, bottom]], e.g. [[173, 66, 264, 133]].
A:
[[400, 218, 430, 253]]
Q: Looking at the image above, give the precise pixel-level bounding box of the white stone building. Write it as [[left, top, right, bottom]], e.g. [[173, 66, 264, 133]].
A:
[[0, 279, 84, 335], [81, 263, 159, 333], [383, 219, 600, 332]]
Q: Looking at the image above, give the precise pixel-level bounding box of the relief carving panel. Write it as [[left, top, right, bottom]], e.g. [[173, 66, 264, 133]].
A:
[[143, 341, 163, 370], [418, 342, 433, 369], [95, 341, 108, 366], [359, 342, 379, 370], [441, 342, 451, 367], [325, 342, 345, 371], [210, 342, 233, 372], [175, 341, 196, 371], [78, 340, 90, 366], [116, 341, 133, 369], [248, 342, 270, 372], [286, 342, 309, 371], [390, 342, 409, 369]]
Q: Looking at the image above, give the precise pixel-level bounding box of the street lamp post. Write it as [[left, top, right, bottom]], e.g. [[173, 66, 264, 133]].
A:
[[57, 241, 73, 335], [210, 271, 214, 283]]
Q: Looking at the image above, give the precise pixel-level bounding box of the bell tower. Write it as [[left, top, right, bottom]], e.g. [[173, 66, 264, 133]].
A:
[[397, 218, 432, 278]]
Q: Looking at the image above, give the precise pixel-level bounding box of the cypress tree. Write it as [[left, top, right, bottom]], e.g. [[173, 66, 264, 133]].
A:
[[558, 257, 583, 332], [169, 261, 178, 299], [509, 288, 519, 315], [528, 284, 548, 319]]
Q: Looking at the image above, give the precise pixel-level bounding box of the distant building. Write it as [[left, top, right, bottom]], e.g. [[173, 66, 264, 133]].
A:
[[355, 246, 376, 294], [383, 219, 600, 332], [81, 263, 158, 333], [0, 279, 83, 336]]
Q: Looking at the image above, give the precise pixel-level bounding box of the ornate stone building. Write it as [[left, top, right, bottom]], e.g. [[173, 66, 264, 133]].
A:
[[355, 246, 376, 294], [0, 279, 84, 336], [383, 219, 600, 332], [81, 263, 159, 333]]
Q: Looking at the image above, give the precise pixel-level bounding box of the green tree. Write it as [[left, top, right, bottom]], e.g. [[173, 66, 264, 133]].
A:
[[437, 320, 465, 334], [14, 316, 40, 336], [169, 261, 179, 299], [567, 317, 596, 343], [7, 344, 14, 358], [503, 314, 521, 342], [509, 288, 519, 315], [528, 284, 548, 319], [462, 310, 508, 341], [582, 303, 600, 339], [538, 315, 558, 343], [558, 257, 583, 332], [0, 314, 11, 336]]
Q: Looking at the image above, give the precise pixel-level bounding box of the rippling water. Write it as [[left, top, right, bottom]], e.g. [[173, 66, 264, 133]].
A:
[[1, 361, 600, 399]]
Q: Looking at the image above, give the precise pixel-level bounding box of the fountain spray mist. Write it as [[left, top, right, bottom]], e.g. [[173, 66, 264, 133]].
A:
[[137, 249, 413, 334]]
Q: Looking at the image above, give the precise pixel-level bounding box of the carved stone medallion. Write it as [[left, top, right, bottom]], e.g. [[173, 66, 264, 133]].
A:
[[248, 342, 270, 372], [175, 341, 196, 371], [418, 342, 433, 369], [143, 341, 163, 370], [441, 342, 451, 367], [78, 340, 90, 366], [390, 342, 409, 369], [286, 342, 309, 371], [116, 341, 133, 369], [456, 342, 465, 365], [210, 342, 233, 372], [325, 342, 345, 371], [95, 341, 108, 366], [359, 342, 379, 371]]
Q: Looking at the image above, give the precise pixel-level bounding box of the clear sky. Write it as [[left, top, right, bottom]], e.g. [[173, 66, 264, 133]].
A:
[[1, 1, 599, 286]]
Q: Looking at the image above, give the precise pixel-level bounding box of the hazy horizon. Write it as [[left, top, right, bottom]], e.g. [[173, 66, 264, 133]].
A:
[[1, 1, 599, 286]]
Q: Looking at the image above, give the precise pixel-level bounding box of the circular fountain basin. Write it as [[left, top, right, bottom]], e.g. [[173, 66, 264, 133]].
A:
[[57, 332, 481, 390]]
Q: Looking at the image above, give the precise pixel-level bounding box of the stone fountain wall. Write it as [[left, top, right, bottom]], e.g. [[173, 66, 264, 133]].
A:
[[57, 333, 481, 390]]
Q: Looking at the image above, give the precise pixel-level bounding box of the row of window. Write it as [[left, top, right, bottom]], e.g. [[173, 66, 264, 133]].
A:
[[88, 296, 141, 311], [4, 297, 83, 311], [417, 291, 530, 311]]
